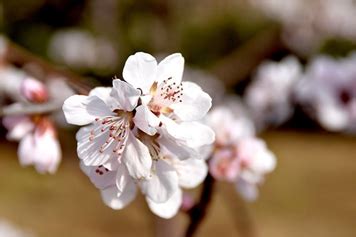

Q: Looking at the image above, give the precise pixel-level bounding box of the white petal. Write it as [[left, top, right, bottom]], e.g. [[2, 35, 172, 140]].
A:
[[63, 95, 112, 125], [88, 165, 117, 189], [159, 116, 215, 158], [116, 164, 134, 193], [156, 53, 184, 85], [18, 131, 61, 174], [88, 87, 112, 105], [146, 188, 182, 219], [111, 79, 141, 111], [18, 134, 35, 167], [133, 105, 160, 135], [101, 183, 137, 210], [76, 124, 117, 166], [170, 82, 212, 121], [174, 158, 208, 189], [123, 132, 152, 180], [140, 160, 179, 203], [122, 52, 157, 93], [236, 179, 258, 202], [3, 116, 34, 141]]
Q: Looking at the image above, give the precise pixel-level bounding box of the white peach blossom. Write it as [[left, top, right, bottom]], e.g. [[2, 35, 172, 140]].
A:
[[63, 52, 214, 218]]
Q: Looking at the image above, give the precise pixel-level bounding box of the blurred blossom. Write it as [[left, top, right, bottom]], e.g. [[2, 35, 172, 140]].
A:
[[249, 0, 356, 54], [48, 29, 118, 72], [63, 52, 214, 218], [183, 67, 225, 104], [181, 192, 195, 212], [2, 77, 73, 174], [295, 53, 356, 133], [206, 101, 276, 201], [0, 65, 28, 102], [244, 56, 302, 130], [0, 219, 35, 237]]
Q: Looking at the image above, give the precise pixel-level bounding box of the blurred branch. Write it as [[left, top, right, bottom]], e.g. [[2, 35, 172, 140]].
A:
[[220, 183, 257, 237], [1, 37, 92, 95], [211, 25, 283, 87], [0, 101, 61, 117], [185, 173, 215, 237]]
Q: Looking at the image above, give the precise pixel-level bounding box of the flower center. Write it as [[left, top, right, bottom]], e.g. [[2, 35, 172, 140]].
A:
[[90, 110, 133, 155], [148, 77, 184, 115]]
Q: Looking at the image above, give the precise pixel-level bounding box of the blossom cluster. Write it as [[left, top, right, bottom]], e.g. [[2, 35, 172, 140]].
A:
[[206, 99, 276, 201], [1, 58, 73, 174], [295, 53, 356, 133], [249, 0, 356, 54], [245, 52, 356, 134], [63, 53, 214, 218]]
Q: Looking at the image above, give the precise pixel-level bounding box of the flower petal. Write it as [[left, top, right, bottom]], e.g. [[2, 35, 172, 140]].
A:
[[133, 105, 160, 135], [236, 179, 258, 202], [18, 130, 61, 174], [174, 158, 208, 189], [158, 116, 215, 159], [111, 79, 141, 111], [122, 132, 152, 180], [101, 183, 137, 210], [116, 164, 134, 193], [170, 82, 212, 121], [156, 53, 184, 85], [122, 52, 157, 93], [63, 95, 113, 125], [140, 159, 179, 203], [76, 124, 118, 166], [84, 165, 117, 189], [146, 188, 182, 219], [88, 87, 112, 105], [3, 116, 34, 141]]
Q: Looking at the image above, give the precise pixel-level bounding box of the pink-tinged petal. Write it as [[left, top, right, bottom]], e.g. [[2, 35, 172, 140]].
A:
[[173, 158, 207, 189], [76, 124, 118, 166], [170, 82, 212, 121], [2, 116, 34, 141], [140, 160, 179, 203], [209, 148, 240, 182], [133, 105, 160, 135], [181, 192, 194, 212], [236, 179, 258, 202], [111, 79, 141, 111], [63, 95, 113, 126], [122, 52, 157, 93], [101, 182, 137, 210], [18, 127, 61, 174], [156, 53, 184, 85], [21, 77, 48, 103], [146, 188, 182, 219], [123, 132, 152, 180]]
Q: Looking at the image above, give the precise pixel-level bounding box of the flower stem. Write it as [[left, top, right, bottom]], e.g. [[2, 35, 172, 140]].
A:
[[185, 173, 215, 237]]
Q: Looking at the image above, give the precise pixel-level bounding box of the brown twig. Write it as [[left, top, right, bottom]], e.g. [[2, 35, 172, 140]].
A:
[[185, 173, 215, 237], [2, 37, 92, 95]]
